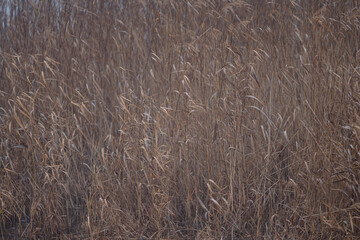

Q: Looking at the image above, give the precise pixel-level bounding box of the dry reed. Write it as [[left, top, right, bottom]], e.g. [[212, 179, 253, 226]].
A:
[[0, 0, 360, 239]]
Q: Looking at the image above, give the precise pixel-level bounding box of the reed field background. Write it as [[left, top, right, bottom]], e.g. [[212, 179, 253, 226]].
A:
[[0, 0, 359, 239]]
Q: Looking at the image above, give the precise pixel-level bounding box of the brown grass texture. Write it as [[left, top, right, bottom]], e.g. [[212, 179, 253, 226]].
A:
[[1, 0, 360, 239]]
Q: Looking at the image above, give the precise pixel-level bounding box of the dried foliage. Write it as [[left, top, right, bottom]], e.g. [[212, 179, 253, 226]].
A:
[[1, 0, 360, 239]]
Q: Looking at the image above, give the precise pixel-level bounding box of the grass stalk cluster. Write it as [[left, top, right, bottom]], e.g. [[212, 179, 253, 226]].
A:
[[0, 0, 360, 239]]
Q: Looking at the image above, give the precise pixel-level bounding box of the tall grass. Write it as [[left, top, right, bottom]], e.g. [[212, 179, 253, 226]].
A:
[[1, 0, 359, 239]]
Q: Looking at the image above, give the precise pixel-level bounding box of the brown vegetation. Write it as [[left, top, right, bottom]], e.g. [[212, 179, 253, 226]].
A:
[[1, 0, 360, 239]]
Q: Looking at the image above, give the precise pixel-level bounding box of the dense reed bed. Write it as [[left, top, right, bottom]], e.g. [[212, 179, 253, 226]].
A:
[[0, 0, 359, 239]]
